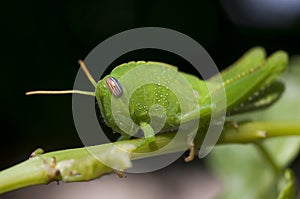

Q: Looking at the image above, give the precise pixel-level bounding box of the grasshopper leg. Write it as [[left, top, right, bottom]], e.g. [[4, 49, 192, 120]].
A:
[[113, 123, 154, 177], [138, 122, 155, 147], [184, 142, 195, 162]]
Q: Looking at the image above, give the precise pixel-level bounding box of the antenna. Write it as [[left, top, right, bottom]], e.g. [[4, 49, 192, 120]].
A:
[[78, 60, 97, 88], [25, 60, 97, 96]]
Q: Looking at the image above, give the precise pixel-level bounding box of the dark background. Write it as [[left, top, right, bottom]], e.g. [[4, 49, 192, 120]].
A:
[[1, 0, 300, 187]]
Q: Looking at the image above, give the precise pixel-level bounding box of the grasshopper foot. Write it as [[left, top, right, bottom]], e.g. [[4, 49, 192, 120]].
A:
[[184, 142, 195, 162], [115, 170, 126, 178]]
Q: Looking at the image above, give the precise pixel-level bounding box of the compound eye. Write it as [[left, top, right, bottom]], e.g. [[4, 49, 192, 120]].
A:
[[105, 76, 123, 98]]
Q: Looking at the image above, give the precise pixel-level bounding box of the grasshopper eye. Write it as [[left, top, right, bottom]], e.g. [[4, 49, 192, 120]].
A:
[[105, 76, 123, 97]]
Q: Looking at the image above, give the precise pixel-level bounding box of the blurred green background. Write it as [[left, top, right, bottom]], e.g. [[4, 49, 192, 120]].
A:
[[1, 0, 300, 190]]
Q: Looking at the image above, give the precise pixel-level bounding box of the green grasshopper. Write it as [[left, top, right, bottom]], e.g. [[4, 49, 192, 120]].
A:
[[26, 47, 288, 162]]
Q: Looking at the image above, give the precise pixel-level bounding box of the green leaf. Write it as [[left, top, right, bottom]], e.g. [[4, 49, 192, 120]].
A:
[[262, 137, 300, 170], [207, 144, 278, 199]]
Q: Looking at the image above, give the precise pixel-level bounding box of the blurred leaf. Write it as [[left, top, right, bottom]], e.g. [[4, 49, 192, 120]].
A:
[[206, 56, 300, 199], [277, 169, 297, 199], [263, 137, 300, 170], [207, 144, 278, 199]]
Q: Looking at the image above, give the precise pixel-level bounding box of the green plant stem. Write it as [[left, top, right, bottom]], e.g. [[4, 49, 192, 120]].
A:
[[0, 121, 300, 194], [217, 121, 300, 144]]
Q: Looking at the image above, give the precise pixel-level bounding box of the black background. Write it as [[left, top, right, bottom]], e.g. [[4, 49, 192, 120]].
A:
[[1, 0, 300, 180]]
